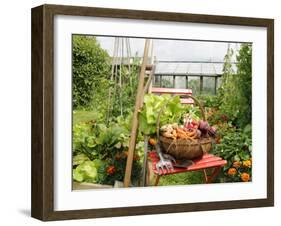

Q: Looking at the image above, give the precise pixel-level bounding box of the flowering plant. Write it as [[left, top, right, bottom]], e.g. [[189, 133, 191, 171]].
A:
[[212, 123, 252, 182]]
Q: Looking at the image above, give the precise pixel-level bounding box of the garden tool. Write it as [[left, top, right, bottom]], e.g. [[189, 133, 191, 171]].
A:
[[162, 153, 176, 164], [155, 142, 174, 174]]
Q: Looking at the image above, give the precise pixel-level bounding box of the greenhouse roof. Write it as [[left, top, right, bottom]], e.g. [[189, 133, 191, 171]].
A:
[[154, 61, 237, 76]]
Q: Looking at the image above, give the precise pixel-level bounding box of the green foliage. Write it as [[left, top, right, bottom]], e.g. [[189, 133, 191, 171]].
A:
[[98, 154, 142, 186], [107, 59, 140, 121], [73, 110, 101, 125], [72, 35, 111, 109], [72, 35, 143, 185], [73, 117, 142, 185], [73, 160, 99, 183], [73, 121, 129, 160], [218, 44, 252, 127], [139, 94, 199, 135], [235, 44, 252, 127], [212, 124, 252, 182], [197, 94, 221, 109], [73, 153, 90, 166]]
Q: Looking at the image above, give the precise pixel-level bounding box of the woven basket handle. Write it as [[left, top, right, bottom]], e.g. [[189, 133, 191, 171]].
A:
[[156, 95, 206, 141]]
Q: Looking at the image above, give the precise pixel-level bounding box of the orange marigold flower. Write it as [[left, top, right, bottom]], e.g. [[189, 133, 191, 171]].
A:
[[106, 165, 115, 175], [243, 160, 252, 168], [149, 138, 156, 146], [240, 172, 250, 182], [227, 168, 237, 176], [232, 161, 241, 168]]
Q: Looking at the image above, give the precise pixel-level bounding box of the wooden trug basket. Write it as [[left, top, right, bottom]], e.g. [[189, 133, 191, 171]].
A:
[[156, 95, 213, 160]]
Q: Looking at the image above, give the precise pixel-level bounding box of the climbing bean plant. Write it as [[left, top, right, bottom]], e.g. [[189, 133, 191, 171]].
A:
[[218, 44, 252, 128]]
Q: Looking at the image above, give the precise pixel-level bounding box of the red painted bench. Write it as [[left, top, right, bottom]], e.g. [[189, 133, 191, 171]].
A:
[[148, 151, 227, 186], [151, 87, 194, 104]]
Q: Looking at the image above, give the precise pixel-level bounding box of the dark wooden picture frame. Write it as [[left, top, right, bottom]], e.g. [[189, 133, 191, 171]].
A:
[[31, 4, 274, 221]]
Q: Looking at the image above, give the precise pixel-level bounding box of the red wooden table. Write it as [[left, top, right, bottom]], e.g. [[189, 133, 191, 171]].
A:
[[148, 151, 227, 186]]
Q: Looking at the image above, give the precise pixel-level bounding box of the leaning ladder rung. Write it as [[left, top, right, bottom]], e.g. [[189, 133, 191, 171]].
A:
[[145, 65, 153, 71]]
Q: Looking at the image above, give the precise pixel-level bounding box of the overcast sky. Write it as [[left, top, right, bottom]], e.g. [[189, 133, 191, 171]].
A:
[[96, 36, 241, 62]]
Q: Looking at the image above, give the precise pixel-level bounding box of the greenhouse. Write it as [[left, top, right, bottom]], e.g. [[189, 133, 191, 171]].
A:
[[153, 60, 237, 95]]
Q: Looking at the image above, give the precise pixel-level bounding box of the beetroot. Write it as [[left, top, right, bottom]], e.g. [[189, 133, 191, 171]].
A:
[[199, 120, 209, 132], [208, 126, 217, 137]]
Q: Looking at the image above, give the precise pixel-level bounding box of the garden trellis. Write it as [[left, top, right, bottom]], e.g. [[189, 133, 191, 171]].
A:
[[107, 37, 133, 122]]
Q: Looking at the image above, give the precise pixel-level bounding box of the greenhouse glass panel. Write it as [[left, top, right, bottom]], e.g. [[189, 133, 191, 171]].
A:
[[188, 76, 200, 95], [161, 75, 174, 88], [203, 77, 216, 95], [175, 76, 186, 89]]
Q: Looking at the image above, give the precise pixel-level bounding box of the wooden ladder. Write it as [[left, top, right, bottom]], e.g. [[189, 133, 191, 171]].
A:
[[123, 39, 155, 187]]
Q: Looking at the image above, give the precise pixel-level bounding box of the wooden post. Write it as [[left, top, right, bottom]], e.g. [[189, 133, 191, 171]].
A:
[[124, 39, 151, 187], [200, 76, 203, 94], [141, 135, 149, 187]]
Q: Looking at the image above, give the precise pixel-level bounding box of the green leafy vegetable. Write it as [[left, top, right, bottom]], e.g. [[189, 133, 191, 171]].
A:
[[139, 94, 200, 135], [73, 161, 98, 182]]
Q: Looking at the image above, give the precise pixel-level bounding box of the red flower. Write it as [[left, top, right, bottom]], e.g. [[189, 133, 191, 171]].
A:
[[220, 114, 228, 121], [106, 165, 115, 175]]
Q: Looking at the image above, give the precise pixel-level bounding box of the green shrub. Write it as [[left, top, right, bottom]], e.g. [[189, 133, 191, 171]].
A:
[[212, 124, 252, 182], [72, 35, 111, 109]]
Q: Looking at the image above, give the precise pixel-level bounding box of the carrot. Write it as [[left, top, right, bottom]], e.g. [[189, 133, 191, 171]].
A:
[[186, 129, 196, 137]]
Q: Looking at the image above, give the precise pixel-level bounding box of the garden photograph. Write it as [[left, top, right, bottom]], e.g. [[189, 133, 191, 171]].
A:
[[72, 35, 252, 190]]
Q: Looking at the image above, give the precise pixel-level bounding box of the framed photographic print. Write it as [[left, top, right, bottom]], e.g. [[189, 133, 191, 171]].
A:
[[31, 4, 274, 221]]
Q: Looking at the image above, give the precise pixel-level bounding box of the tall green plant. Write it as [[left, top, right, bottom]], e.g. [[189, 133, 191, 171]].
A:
[[235, 44, 252, 127], [218, 47, 237, 121], [107, 57, 140, 121], [218, 44, 252, 128], [72, 35, 111, 109]]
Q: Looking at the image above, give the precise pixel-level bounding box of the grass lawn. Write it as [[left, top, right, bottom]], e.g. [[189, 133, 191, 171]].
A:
[[158, 171, 204, 186], [73, 110, 100, 125]]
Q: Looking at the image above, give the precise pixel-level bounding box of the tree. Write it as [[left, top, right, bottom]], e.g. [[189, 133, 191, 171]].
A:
[[72, 35, 111, 109]]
